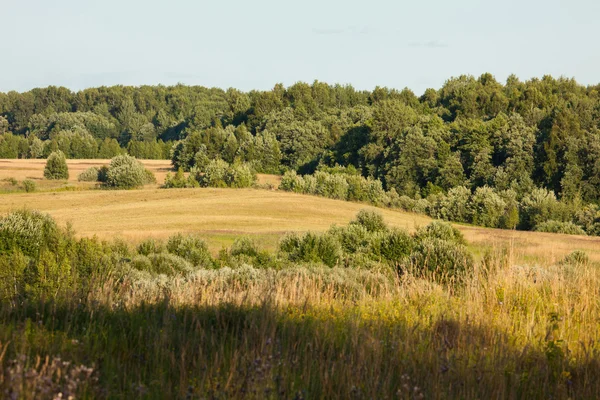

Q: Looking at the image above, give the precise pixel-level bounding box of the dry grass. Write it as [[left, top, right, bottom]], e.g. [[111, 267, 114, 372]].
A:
[[1, 159, 598, 263], [0, 158, 281, 189], [1, 185, 599, 263]]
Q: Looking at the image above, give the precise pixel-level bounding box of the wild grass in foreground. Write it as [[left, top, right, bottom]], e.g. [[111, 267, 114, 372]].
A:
[[0, 210, 599, 399]]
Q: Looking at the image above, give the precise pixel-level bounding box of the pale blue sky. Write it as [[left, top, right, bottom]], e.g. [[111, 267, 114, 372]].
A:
[[2, 0, 599, 94]]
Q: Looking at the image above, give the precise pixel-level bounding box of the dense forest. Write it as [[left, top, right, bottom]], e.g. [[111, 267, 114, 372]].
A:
[[2, 75, 600, 233]]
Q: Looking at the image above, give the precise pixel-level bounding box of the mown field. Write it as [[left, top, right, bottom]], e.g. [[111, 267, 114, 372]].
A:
[[1, 159, 599, 264], [1, 159, 600, 399]]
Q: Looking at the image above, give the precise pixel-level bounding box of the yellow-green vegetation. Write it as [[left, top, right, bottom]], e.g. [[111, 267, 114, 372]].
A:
[[0, 209, 599, 399], [2, 160, 600, 398]]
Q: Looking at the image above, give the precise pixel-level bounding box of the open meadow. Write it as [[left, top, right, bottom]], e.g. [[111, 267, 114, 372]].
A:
[[1, 159, 598, 264], [2, 159, 600, 399]]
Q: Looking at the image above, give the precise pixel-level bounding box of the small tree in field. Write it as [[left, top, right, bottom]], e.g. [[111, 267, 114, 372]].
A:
[[44, 151, 69, 180]]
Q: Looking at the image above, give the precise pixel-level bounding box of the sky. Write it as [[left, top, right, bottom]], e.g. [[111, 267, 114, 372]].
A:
[[2, 0, 599, 95]]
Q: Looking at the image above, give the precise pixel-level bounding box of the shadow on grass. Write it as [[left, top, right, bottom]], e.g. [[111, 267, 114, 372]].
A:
[[1, 299, 599, 399]]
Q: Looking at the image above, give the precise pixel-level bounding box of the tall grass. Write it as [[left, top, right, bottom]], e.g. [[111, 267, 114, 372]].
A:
[[1, 255, 600, 399]]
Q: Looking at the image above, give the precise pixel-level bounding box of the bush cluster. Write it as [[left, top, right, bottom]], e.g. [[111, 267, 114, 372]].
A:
[[0, 209, 480, 303], [44, 151, 69, 180], [163, 159, 256, 189], [78, 166, 101, 182], [101, 155, 156, 189], [280, 171, 391, 206], [278, 209, 473, 282]]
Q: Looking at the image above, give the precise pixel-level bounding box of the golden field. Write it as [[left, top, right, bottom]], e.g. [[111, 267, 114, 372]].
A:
[[2, 159, 600, 399], [0, 159, 598, 263]]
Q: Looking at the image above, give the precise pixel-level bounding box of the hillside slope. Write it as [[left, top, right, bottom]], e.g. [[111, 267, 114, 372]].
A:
[[1, 186, 598, 263]]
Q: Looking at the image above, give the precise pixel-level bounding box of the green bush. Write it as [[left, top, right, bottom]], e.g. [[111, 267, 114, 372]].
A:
[[519, 188, 566, 230], [104, 155, 154, 189], [370, 228, 414, 262], [560, 250, 589, 266], [43, 151, 69, 180], [470, 186, 507, 228], [147, 253, 194, 276], [166, 233, 213, 267], [280, 171, 305, 193], [279, 231, 342, 267], [21, 179, 37, 192], [200, 159, 229, 188], [225, 163, 256, 188], [0, 210, 61, 259], [328, 224, 371, 254], [163, 168, 199, 188], [137, 238, 166, 256], [230, 237, 261, 258], [430, 186, 471, 222], [78, 166, 100, 182], [415, 220, 466, 245], [350, 209, 388, 233], [408, 238, 474, 282], [534, 220, 587, 235]]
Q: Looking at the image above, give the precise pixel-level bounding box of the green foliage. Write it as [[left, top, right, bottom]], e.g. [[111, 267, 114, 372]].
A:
[[77, 166, 100, 182], [163, 168, 199, 188], [104, 155, 154, 189], [415, 220, 466, 245], [559, 250, 589, 265], [166, 233, 213, 268], [43, 151, 69, 180], [200, 159, 229, 188], [279, 232, 342, 267], [225, 163, 256, 188], [137, 238, 166, 255], [21, 179, 37, 192], [534, 221, 587, 235], [0, 210, 61, 259], [350, 209, 388, 233], [407, 238, 474, 282]]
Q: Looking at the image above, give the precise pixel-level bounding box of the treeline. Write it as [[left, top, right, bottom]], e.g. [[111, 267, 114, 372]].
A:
[[2, 76, 600, 203]]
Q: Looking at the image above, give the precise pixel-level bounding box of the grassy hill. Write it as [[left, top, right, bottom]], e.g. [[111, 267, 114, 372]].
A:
[[1, 181, 599, 264]]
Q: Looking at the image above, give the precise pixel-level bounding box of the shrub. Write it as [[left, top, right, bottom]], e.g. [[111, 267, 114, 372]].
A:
[[147, 252, 194, 276], [534, 220, 587, 235], [78, 166, 100, 182], [470, 186, 507, 228], [104, 155, 153, 189], [230, 237, 261, 258], [328, 224, 371, 254], [560, 250, 589, 265], [166, 233, 213, 267], [279, 231, 342, 267], [408, 238, 474, 282], [370, 228, 414, 262], [280, 171, 305, 193], [431, 186, 471, 222], [21, 179, 37, 193], [315, 172, 349, 200], [415, 220, 466, 245], [163, 168, 199, 188], [0, 210, 61, 259], [137, 238, 165, 255], [200, 159, 229, 188], [302, 174, 317, 194], [519, 188, 565, 230], [350, 209, 388, 233], [225, 163, 256, 188], [366, 179, 388, 205], [5, 177, 18, 186], [44, 151, 69, 180]]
